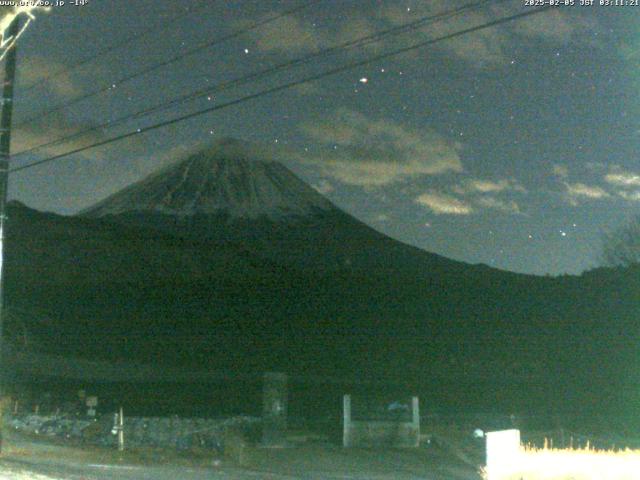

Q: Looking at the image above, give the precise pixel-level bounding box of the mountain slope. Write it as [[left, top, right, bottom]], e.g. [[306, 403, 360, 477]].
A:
[[5, 202, 636, 415]]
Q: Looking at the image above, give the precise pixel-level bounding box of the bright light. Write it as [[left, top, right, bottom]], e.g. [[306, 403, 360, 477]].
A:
[[0, 6, 48, 60], [482, 429, 640, 480]]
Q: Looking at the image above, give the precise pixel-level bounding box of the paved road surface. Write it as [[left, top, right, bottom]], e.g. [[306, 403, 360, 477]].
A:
[[0, 460, 480, 480], [0, 431, 482, 479]]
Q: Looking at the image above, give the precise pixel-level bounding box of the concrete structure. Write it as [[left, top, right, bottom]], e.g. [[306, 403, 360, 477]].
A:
[[343, 394, 420, 448]]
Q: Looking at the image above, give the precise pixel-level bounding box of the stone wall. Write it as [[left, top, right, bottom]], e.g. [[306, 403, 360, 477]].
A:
[[346, 420, 420, 448], [6, 413, 260, 451]]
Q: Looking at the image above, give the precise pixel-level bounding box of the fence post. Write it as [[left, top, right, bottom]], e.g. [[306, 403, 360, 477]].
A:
[[262, 372, 288, 447], [343, 394, 352, 447], [118, 406, 125, 451], [411, 396, 420, 447], [112, 406, 125, 452]]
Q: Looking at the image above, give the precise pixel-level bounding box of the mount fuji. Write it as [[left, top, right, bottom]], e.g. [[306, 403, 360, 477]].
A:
[[82, 138, 335, 221], [79, 137, 461, 273]]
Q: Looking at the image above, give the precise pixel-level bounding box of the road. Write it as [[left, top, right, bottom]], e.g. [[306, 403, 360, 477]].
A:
[[0, 430, 482, 479], [0, 460, 480, 480]]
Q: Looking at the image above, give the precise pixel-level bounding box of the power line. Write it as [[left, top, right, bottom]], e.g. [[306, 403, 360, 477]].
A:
[[10, 5, 551, 175], [14, 0, 498, 158], [21, 1, 211, 94], [15, 0, 321, 129]]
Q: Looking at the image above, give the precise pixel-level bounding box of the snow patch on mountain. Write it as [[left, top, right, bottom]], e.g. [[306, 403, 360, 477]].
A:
[[81, 138, 335, 220]]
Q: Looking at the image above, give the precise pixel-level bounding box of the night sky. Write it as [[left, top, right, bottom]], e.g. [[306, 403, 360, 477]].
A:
[[5, 0, 640, 276]]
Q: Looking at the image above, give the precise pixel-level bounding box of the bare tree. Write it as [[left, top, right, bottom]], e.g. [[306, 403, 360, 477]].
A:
[[601, 215, 640, 267]]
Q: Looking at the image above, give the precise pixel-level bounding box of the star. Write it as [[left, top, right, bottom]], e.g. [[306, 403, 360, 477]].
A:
[[359, 77, 368, 84]]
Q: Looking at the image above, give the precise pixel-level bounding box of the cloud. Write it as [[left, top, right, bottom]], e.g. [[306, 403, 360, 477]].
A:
[[11, 107, 157, 179], [251, 15, 323, 54], [17, 55, 77, 98], [247, 7, 378, 57], [346, 1, 595, 67], [13, 109, 108, 161], [457, 4, 596, 66], [512, 8, 595, 43], [372, 2, 511, 65], [602, 168, 640, 204], [453, 178, 525, 195], [413, 184, 524, 215], [552, 164, 568, 178], [334, 16, 378, 46], [300, 109, 462, 187], [248, 2, 598, 69], [618, 190, 640, 202], [448, 177, 524, 214], [604, 170, 640, 187], [475, 196, 521, 214], [415, 191, 472, 215], [563, 182, 610, 205], [417, 6, 511, 66]]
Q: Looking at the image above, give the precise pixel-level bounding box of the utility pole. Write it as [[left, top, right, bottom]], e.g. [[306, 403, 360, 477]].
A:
[[0, 16, 21, 454]]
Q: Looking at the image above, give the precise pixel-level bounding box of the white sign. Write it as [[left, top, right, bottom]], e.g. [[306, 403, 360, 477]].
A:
[[485, 429, 521, 471]]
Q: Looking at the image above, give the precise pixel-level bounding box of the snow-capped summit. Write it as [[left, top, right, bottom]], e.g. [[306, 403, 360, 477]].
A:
[[81, 138, 334, 220]]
